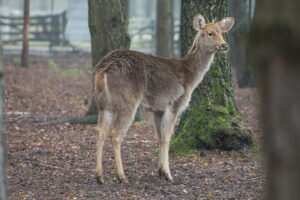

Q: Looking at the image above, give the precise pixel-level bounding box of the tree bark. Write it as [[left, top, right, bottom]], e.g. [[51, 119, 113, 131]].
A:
[[21, 0, 30, 67], [229, 0, 254, 88], [156, 0, 173, 57], [170, 0, 253, 153], [0, 35, 8, 199], [251, 0, 300, 199], [85, 0, 130, 116]]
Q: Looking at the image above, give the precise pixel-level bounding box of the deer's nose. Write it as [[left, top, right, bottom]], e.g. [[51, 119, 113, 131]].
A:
[[220, 43, 229, 51]]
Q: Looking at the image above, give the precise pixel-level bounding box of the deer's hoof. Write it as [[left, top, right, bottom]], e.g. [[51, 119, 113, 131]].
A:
[[96, 175, 105, 184], [118, 176, 129, 184], [158, 169, 173, 182]]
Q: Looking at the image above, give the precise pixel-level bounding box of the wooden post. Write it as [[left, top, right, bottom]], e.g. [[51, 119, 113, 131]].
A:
[[21, 0, 30, 67]]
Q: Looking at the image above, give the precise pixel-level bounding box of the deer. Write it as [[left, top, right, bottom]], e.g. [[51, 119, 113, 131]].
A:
[[94, 13, 235, 184]]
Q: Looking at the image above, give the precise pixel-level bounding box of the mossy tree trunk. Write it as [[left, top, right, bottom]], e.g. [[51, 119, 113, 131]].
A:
[[251, 0, 300, 199], [85, 0, 130, 116], [170, 0, 253, 153]]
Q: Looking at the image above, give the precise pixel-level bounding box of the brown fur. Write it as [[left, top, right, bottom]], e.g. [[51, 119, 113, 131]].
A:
[[94, 14, 235, 184]]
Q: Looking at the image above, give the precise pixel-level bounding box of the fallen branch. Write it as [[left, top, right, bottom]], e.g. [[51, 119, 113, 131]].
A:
[[45, 114, 98, 125]]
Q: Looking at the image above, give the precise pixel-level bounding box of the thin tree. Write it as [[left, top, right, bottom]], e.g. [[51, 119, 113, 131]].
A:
[[0, 35, 8, 199], [85, 0, 130, 116], [229, 0, 254, 88], [21, 0, 30, 67], [156, 0, 173, 57], [170, 0, 253, 153], [251, 0, 300, 199]]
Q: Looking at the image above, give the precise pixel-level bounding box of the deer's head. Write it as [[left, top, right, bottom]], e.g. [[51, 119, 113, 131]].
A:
[[192, 14, 235, 54]]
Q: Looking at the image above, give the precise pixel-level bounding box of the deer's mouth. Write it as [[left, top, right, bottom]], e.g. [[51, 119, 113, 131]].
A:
[[217, 43, 229, 52]]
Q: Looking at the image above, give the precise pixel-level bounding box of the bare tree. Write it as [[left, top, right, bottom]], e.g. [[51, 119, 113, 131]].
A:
[[229, 0, 254, 88], [21, 0, 30, 67], [156, 0, 173, 57], [0, 35, 8, 199], [251, 0, 300, 199]]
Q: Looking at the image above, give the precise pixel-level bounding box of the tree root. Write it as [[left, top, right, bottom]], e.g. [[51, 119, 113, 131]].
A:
[[44, 112, 144, 125]]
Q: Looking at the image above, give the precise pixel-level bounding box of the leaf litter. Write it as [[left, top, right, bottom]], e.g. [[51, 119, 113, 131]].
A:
[[5, 55, 266, 199]]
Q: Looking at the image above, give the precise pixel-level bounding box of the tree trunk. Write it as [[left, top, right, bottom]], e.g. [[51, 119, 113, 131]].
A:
[[85, 0, 130, 116], [21, 0, 30, 67], [229, 0, 254, 88], [170, 0, 253, 153], [0, 36, 8, 199], [251, 1, 300, 199], [156, 0, 173, 57]]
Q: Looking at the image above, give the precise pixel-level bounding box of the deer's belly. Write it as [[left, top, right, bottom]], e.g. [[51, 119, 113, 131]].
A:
[[139, 86, 185, 112]]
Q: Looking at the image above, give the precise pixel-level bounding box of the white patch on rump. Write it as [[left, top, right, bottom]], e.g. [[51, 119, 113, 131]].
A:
[[103, 110, 113, 131]]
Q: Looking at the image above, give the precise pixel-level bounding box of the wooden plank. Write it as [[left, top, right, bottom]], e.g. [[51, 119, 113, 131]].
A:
[[0, 21, 52, 26], [0, 13, 65, 20]]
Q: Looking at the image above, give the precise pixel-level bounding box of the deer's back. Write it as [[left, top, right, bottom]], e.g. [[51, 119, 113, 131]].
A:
[[95, 50, 187, 112]]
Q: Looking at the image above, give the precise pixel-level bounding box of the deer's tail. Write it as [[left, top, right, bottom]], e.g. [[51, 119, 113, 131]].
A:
[[94, 63, 109, 96]]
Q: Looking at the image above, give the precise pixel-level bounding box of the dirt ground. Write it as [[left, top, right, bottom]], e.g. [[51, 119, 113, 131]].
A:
[[5, 55, 266, 199]]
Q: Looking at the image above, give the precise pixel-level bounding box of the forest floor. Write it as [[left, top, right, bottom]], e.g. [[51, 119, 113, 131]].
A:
[[5, 55, 266, 200]]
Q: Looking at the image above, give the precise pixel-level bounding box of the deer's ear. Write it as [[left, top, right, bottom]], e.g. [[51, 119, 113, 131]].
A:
[[193, 14, 206, 31], [218, 17, 235, 32]]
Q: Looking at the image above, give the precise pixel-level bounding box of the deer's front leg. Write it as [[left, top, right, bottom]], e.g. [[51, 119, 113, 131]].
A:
[[158, 108, 177, 181]]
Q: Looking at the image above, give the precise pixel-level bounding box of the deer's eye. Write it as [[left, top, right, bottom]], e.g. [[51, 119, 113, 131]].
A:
[[208, 33, 213, 36]]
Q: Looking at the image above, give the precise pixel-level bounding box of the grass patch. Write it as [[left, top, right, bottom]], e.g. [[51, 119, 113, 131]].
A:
[[48, 60, 85, 78], [13, 57, 21, 67], [48, 59, 59, 73]]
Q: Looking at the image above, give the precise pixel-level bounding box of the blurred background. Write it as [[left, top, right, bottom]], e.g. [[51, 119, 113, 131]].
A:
[[0, 0, 255, 61], [0, 0, 182, 56]]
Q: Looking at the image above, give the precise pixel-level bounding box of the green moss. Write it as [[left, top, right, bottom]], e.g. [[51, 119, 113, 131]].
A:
[[230, 150, 249, 159], [170, 101, 253, 154]]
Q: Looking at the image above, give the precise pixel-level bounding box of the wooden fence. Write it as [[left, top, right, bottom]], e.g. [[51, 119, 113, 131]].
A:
[[0, 11, 67, 48], [128, 18, 180, 55]]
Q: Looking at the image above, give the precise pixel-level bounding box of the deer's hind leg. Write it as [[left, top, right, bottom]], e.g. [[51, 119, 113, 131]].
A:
[[109, 101, 140, 183], [96, 109, 113, 184]]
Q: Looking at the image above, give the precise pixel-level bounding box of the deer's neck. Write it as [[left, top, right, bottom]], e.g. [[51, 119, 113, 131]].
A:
[[183, 49, 215, 90]]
